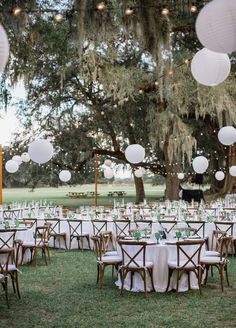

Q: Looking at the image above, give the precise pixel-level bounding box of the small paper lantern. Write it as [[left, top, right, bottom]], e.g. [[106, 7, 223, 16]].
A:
[[5, 160, 19, 173], [104, 159, 112, 167], [12, 155, 22, 165], [218, 126, 236, 146], [215, 171, 225, 181], [125, 144, 145, 164], [21, 152, 30, 163], [104, 168, 114, 179], [192, 156, 209, 174], [229, 166, 236, 177], [59, 170, 71, 182], [0, 24, 9, 72], [28, 139, 54, 164], [196, 0, 236, 54], [177, 173, 185, 180], [134, 169, 143, 178], [191, 48, 231, 86]]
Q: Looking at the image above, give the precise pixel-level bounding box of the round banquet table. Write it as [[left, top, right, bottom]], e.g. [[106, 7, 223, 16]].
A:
[[116, 239, 206, 293]]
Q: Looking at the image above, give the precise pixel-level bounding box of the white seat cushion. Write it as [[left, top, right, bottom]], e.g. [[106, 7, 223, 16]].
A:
[[100, 256, 122, 263], [0, 274, 5, 281], [104, 251, 118, 257], [168, 260, 198, 269], [5, 264, 17, 272], [200, 256, 225, 264], [205, 250, 220, 257], [124, 260, 153, 269]]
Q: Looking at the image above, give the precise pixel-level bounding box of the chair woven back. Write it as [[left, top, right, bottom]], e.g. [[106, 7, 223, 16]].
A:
[[176, 239, 204, 270]]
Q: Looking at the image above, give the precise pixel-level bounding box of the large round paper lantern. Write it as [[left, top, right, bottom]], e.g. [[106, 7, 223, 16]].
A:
[[191, 48, 231, 86], [59, 170, 71, 182], [134, 169, 143, 178], [196, 0, 236, 54], [12, 155, 22, 165], [218, 126, 236, 146], [28, 139, 54, 164], [215, 171, 225, 181], [0, 24, 9, 72], [192, 156, 209, 174], [5, 160, 19, 173], [177, 173, 185, 180], [21, 152, 30, 163], [104, 159, 112, 167], [104, 168, 114, 179], [229, 166, 236, 177], [125, 144, 145, 164]]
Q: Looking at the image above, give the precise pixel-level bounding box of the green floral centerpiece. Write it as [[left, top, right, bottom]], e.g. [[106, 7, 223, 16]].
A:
[[155, 231, 161, 244], [175, 230, 182, 241], [133, 230, 141, 241]]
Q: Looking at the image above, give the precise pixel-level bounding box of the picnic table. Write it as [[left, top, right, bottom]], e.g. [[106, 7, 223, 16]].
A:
[[67, 192, 99, 198], [107, 191, 126, 197]]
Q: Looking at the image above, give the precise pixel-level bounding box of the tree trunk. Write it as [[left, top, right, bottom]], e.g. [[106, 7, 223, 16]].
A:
[[134, 176, 145, 204], [165, 173, 180, 201]]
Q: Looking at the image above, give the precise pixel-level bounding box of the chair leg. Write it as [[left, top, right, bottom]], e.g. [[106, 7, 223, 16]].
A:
[[99, 265, 105, 288], [165, 268, 172, 292], [2, 279, 10, 308], [96, 264, 100, 284], [149, 268, 155, 292], [120, 268, 125, 295], [112, 265, 114, 277], [80, 237, 84, 251], [69, 237, 72, 250], [204, 266, 209, 284], [225, 264, 230, 286], [11, 274, 16, 294], [143, 270, 147, 297], [198, 268, 202, 295], [220, 265, 224, 292], [46, 247, 50, 260], [64, 236, 67, 250], [176, 270, 180, 293], [87, 236, 91, 250], [43, 248, 48, 265], [187, 272, 191, 290], [14, 272, 21, 299], [130, 271, 134, 290]]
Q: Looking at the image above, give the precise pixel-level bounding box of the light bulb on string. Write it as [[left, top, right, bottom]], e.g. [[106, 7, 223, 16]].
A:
[[190, 3, 198, 13], [161, 7, 169, 15], [12, 7, 22, 16], [54, 12, 63, 22], [125, 7, 134, 15], [96, 2, 105, 11]]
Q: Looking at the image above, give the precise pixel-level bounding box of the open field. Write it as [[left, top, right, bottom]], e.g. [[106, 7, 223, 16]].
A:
[[1, 249, 236, 328], [3, 184, 166, 207]]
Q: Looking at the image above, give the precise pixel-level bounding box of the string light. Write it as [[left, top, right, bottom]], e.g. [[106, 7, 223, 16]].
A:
[[161, 7, 169, 15], [12, 7, 22, 16], [125, 7, 134, 15], [190, 3, 198, 13], [96, 2, 105, 11], [54, 13, 63, 22]]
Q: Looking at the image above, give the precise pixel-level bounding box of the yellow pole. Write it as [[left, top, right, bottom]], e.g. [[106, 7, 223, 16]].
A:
[[0, 144, 2, 206], [94, 153, 99, 207]]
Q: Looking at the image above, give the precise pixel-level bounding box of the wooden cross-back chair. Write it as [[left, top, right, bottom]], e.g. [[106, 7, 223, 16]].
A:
[[201, 236, 233, 291], [118, 240, 155, 296], [0, 248, 14, 308], [91, 220, 110, 236], [159, 220, 178, 234], [91, 235, 122, 288], [214, 221, 236, 254], [45, 218, 67, 249], [67, 219, 91, 250], [114, 220, 131, 239], [21, 225, 50, 265], [0, 230, 16, 250], [3, 210, 21, 220], [166, 239, 205, 293], [186, 221, 209, 249]]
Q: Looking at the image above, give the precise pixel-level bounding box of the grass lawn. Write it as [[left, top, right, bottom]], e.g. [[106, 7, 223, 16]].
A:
[[2, 184, 166, 207], [1, 249, 236, 328]]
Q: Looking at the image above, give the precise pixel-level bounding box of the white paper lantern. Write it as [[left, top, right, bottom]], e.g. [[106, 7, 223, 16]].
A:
[[12, 155, 22, 165], [21, 152, 30, 163], [134, 169, 143, 178], [177, 173, 185, 180], [125, 144, 145, 164], [0, 24, 9, 72], [215, 171, 225, 181], [5, 160, 19, 173], [196, 0, 236, 54], [191, 48, 231, 86], [59, 170, 71, 182], [28, 139, 54, 164], [218, 126, 236, 146], [104, 168, 114, 179], [104, 159, 112, 167], [192, 156, 209, 174], [229, 166, 236, 177]]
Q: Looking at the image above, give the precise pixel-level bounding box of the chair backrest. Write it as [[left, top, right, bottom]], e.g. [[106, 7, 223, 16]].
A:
[[19, 219, 37, 229], [45, 219, 61, 234], [176, 240, 204, 270], [0, 248, 14, 274], [214, 221, 234, 236], [211, 230, 226, 252], [219, 236, 233, 261], [91, 235, 104, 260], [91, 220, 108, 236], [134, 220, 153, 233], [34, 226, 50, 246], [186, 221, 206, 238], [159, 220, 177, 233], [67, 220, 83, 236], [118, 240, 148, 268], [0, 230, 16, 250], [114, 220, 130, 238]]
